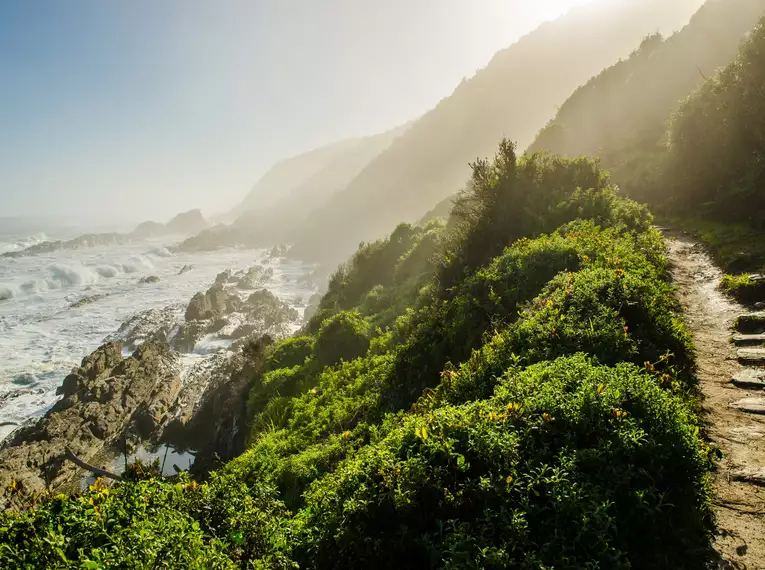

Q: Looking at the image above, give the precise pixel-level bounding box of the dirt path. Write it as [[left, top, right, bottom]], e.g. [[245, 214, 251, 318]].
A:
[[666, 232, 765, 568]]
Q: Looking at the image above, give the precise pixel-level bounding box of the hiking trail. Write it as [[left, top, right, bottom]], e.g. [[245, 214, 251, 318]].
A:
[[666, 231, 765, 568]]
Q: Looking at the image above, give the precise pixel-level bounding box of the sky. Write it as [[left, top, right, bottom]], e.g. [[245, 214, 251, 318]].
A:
[[0, 0, 583, 224]]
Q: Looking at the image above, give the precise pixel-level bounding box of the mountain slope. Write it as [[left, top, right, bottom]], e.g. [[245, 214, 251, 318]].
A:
[[666, 15, 765, 226], [529, 0, 765, 203], [287, 0, 706, 265], [233, 139, 361, 217], [233, 124, 409, 238]]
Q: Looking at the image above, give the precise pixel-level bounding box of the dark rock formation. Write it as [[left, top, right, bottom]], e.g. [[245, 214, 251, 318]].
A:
[[185, 284, 230, 321], [0, 341, 181, 493], [234, 266, 273, 289], [69, 294, 106, 309], [138, 275, 160, 285], [178, 264, 195, 275], [104, 305, 183, 351], [165, 336, 274, 476]]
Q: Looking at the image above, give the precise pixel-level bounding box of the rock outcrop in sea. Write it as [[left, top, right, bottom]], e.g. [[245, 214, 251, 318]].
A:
[[0, 264, 303, 494]]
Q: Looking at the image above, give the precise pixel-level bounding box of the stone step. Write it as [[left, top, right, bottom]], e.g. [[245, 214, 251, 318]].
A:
[[737, 347, 765, 365], [732, 333, 765, 346], [735, 313, 765, 334], [732, 369, 765, 389], [731, 467, 765, 487], [730, 397, 765, 415]]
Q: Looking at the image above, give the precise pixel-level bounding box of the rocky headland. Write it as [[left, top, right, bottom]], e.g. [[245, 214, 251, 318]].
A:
[[0, 265, 304, 495], [2, 209, 210, 258]]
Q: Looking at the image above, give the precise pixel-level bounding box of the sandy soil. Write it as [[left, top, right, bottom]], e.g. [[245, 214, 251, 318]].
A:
[[666, 232, 765, 569]]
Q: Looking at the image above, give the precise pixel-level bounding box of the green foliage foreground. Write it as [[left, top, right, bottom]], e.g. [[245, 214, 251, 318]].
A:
[[0, 145, 714, 569]]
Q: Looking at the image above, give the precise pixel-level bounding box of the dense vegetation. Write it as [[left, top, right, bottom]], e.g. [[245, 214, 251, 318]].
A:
[[531, 2, 765, 281], [0, 143, 714, 568], [530, 0, 765, 206]]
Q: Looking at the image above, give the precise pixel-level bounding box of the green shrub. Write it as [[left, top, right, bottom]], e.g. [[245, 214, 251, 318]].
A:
[[314, 311, 372, 366], [264, 336, 314, 371], [294, 356, 712, 570]]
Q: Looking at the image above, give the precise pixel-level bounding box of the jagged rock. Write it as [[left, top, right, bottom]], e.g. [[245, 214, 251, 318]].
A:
[[223, 323, 259, 341], [730, 397, 765, 415], [69, 294, 106, 309], [234, 266, 273, 289], [172, 322, 209, 353], [178, 264, 194, 275], [185, 284, 229, 321], [105, 305, 183, 351], [139, 275, 160, 285], [0, 341, 181, 494], [214, 270, 233, 286], [164, 336, 274, 476]]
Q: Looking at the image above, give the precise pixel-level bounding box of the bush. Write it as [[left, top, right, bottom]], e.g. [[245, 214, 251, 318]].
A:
[[314, 311, 372, 366], [294, 356, 712, 570]]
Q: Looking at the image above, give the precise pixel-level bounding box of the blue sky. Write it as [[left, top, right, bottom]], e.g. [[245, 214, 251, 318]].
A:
[[0, 0, 581, 222]]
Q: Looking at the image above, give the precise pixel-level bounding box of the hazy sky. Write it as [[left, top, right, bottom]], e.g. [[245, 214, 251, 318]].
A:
[[0, 0, 583, 223]]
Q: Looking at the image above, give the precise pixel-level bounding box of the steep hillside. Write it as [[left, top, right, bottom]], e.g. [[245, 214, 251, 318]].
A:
[[530, 0, 765, 203], [233, 124, 409, 238], [0, 144, 715, 568], [666, 17, 765, 225], [288, 0, 706, 265], [177, 126, 407, 253], [233, 138, 360, 217]]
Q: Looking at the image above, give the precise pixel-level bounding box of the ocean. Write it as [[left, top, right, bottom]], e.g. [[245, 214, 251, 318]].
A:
[[0, 219, 316, 442]]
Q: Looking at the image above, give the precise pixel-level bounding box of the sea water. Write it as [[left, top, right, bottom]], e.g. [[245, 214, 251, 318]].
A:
[[0, 223, 317, 442]]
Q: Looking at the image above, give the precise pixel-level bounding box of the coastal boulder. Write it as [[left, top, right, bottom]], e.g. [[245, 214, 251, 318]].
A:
[[185, 284, 228, 321]]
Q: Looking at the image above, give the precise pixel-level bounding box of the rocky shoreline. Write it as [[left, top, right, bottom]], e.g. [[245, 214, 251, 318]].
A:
[[0, 264, 306, 495]]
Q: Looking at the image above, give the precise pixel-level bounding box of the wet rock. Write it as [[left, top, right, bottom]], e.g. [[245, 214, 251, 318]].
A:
[[214, 270, 233, 286], [164, 336, 274, 476], [185, 284, 229, 321], [105, 305, 183, 351], [756, 301, 765, 311], [139, 275, 160, 285], [178, 264, 194, 275], [0, 341, 181, 494], [223, 323, 259, 341], [234, 266, 273, 289], [69, 294, 106, 309], [172, 322, 209, 353]]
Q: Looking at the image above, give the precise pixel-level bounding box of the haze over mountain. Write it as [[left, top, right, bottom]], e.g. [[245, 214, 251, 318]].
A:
[[529, 0, 765, 203], [283, 0, 706, 265]]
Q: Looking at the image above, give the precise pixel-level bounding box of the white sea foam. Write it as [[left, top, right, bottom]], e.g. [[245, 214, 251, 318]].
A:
[[0, 230, 318, 437]]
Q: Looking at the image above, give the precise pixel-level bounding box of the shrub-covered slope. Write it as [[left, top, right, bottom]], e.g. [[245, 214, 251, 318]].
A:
[[0, 144, 713, 569], [288, 0, 706, 266], [666, 17, 765, 227], [529, 0, 765, 204]]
